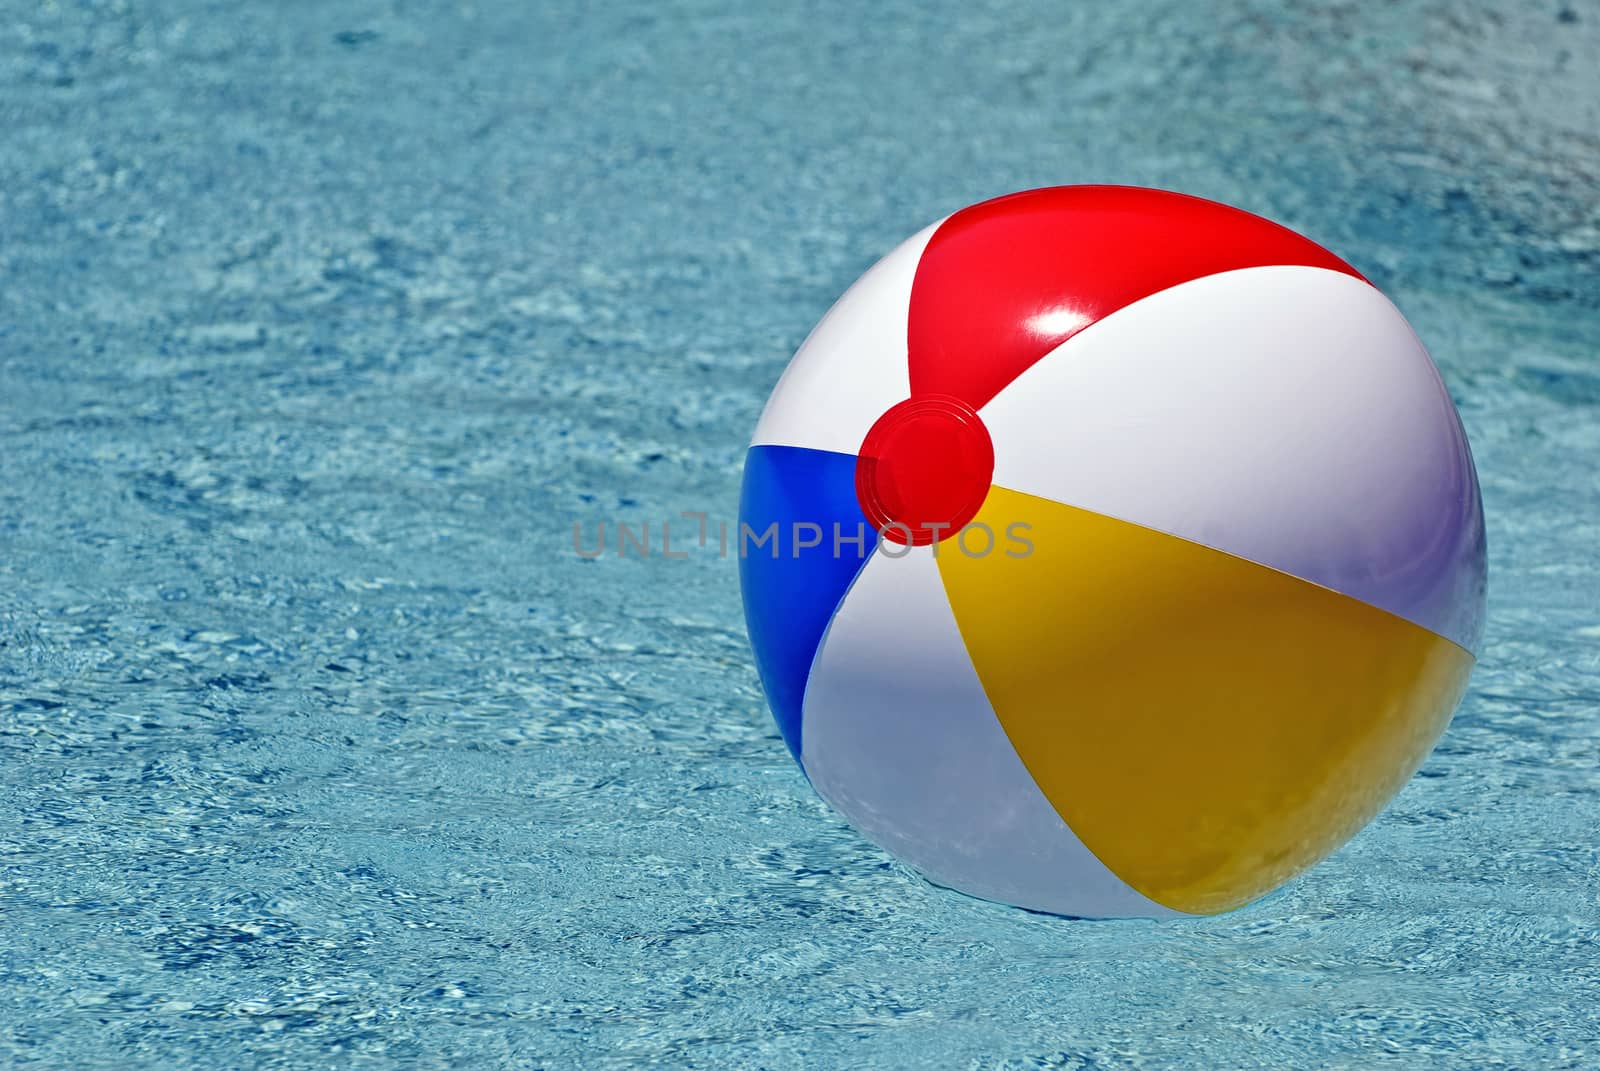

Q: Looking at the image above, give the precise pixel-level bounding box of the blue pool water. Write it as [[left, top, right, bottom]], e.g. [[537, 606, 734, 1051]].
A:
[[2, 1, 1598, 1067]]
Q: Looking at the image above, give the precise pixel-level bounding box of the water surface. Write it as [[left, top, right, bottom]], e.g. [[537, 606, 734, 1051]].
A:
[[2, 1, 1598, 1067]]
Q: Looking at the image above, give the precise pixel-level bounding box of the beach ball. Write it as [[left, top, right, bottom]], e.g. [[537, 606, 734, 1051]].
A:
[[738, 186, 1485, 918]]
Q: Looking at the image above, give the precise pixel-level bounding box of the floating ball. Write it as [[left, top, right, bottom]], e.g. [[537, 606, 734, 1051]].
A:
[[738, 186, 1485, 918]]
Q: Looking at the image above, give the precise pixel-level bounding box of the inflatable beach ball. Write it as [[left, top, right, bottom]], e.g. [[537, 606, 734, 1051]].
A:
[[738, 186, 1485, 918]]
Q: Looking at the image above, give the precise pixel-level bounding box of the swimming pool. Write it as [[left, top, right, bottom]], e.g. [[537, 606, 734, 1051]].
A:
[[2, 1, 1597, 1067]]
